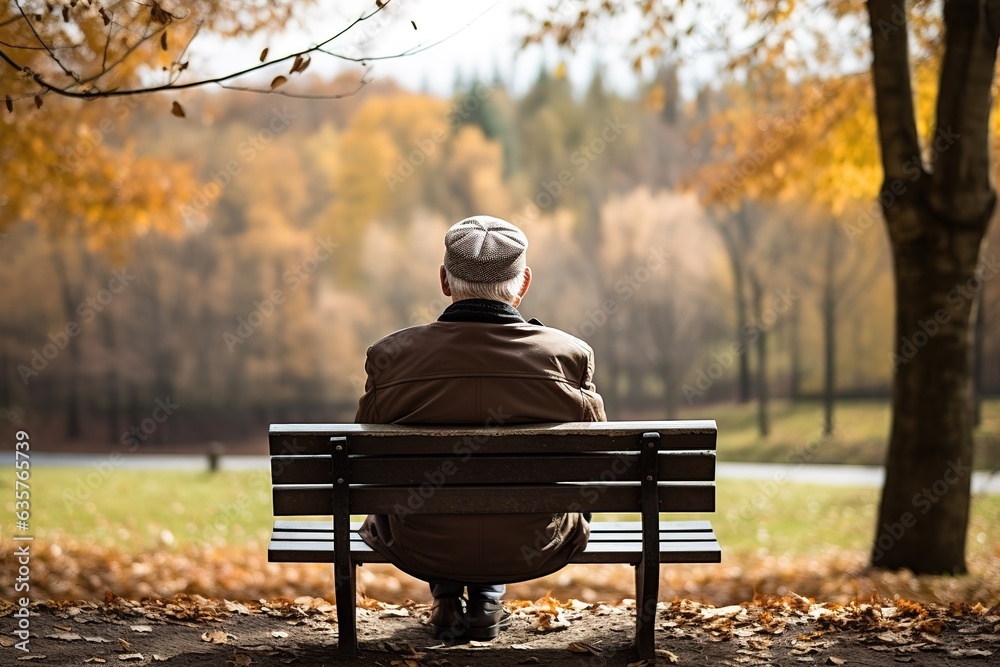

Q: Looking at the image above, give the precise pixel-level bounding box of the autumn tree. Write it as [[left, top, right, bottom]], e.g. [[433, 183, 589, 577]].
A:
[[529, 0, 995, 573]]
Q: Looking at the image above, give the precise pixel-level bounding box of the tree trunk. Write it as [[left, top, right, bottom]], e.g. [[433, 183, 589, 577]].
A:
[[50, 243, 82, 440], [972, 287, 984, 427], [789, 305, 802, 402], [100, 314, 120, 444], [750, 276, 769, 438], [822, 226, 837, 436], [732, 256, 752, 403], [866, 0, 997, 574], [874, 225, 982, 573]]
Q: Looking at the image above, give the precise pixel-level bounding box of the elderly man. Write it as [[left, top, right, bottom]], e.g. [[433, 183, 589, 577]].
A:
[[356, 216, 606, 641]]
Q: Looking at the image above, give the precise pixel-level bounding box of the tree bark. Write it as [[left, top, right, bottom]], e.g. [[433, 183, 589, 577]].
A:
[[973, 287, 984, 427], [867, 0, 997, 574]]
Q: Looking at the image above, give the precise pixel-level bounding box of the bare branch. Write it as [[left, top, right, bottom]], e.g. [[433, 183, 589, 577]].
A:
[[14, 1, 80, 84]]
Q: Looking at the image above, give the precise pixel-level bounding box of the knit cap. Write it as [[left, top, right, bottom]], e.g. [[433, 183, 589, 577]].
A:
[[443, 216, 528, 284]]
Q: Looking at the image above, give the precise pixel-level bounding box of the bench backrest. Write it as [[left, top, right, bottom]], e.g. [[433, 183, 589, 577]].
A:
[[269, 421, 717, 516]]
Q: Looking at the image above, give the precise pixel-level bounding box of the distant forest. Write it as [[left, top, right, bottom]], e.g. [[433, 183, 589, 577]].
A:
[[2, 67, 998, 447]]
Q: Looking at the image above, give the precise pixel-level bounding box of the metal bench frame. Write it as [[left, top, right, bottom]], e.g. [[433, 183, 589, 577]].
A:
[[267, 421, 720, 659]]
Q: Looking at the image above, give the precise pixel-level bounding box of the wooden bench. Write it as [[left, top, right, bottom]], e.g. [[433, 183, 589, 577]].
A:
[[267, 421, 720, 659]]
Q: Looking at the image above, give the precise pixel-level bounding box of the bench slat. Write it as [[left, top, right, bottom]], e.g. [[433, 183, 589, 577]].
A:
[[272, 483, 715, 516], [271, 452, 716, 485], [269, 421, 717, 456], [271, 530, 714, 543], [268, 526, 722, 565], [271, 519, 715, 533]]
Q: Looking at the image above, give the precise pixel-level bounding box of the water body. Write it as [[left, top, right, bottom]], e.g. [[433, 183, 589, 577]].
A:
[[13, 453, 1000, 494]]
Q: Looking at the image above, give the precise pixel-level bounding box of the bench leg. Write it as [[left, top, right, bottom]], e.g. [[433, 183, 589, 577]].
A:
[[634, 560, 658, 660], [334, 563, 357, 657]]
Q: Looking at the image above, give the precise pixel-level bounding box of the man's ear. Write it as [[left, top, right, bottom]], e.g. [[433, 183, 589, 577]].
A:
[[439, 265, 452, 297], [512, 267, 531, 307]]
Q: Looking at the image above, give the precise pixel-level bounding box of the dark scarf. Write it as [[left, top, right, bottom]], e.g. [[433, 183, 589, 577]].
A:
[[437, 299, 536, 325]]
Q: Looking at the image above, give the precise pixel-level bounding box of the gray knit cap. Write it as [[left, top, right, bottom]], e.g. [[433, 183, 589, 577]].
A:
[[443, 216, 528, 284]]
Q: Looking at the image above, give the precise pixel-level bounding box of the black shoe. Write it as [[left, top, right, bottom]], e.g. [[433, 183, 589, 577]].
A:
[[429, 597, 468, 640], [466, 598, 511, 640]]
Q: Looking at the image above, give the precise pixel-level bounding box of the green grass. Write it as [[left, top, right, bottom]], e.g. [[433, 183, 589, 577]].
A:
[[680, 398, 1000, 469], [6, 467, 999, 563]]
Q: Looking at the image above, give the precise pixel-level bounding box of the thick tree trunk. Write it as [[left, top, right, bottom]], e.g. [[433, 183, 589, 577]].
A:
[[866, 0, 997, 574], [873, 223, 982, 573]]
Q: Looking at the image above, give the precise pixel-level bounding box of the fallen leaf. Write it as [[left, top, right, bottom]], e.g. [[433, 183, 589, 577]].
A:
[[202, 630, 228, 644], [232, 655, 252, 666], [271, 631, 288, 639], [130, 625, 153, 633], [827, 658, 845, 665], [119, 654, 144, 661], [170, 101, 185, 118], [270, 76, 287, 90], [17, 657, 48, 661], [84, 659, 106, 664], [54, 624, 73, 631], [655, 649, 680, 663], [947, 648, 994, 658], [0, 637, 14, 647], [117, 638, 132, 650], [225, 601, 251, 615], [567, 641, 603, 655], [153, 656, 169, 662], [511, 644, 532, 649], [380, 609, 409, 617], [47, 631, 82, 640], [84, 636, 111, 643]]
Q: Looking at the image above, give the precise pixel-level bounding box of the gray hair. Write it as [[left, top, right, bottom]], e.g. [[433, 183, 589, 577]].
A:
[[445, 268, 526, 304]]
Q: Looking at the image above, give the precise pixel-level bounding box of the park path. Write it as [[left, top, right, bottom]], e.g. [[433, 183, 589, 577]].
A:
[[20, 453, 1000, 494]]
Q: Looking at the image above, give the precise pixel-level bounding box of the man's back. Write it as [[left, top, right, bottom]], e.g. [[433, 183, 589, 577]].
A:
[[356, 315, 605, 425]]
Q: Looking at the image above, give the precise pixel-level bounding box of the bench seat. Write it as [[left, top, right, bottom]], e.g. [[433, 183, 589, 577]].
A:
[[268, 519, 721, 565]]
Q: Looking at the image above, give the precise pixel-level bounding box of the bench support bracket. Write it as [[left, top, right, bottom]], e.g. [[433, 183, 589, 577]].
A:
[[635, 431, 660, 659], [331, 436, 357, 657]]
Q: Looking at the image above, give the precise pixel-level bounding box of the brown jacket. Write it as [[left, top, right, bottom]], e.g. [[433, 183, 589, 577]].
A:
[[356, 299, 606, 584]]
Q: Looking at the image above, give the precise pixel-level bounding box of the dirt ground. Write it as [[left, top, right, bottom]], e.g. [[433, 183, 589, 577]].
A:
[[2, 595, 997, 667]]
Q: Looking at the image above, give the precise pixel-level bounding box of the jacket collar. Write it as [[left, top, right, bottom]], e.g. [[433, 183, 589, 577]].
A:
[[437, 299, 526, 324]]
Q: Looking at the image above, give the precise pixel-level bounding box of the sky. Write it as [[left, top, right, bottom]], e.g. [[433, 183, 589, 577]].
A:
[[191, 0, 738, 100]]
